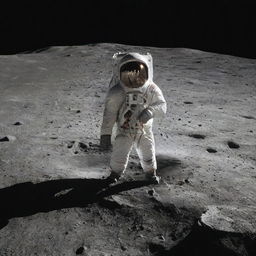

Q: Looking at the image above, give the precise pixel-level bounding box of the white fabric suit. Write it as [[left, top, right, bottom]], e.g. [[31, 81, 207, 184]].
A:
[[101, 52, 167, 176]]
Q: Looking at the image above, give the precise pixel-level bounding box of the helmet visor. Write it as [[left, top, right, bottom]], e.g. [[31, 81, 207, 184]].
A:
[[120, 61, 148, 88]]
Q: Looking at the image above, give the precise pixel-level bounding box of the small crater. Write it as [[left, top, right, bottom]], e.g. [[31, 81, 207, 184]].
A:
[[0, 136, 9, 142], [184, 101, 193, 104], [241, 115, 255, 120], [227, 141, 240, 149], [121, 245, 127, 251], [207, 148, 217, 153], [67, 141, 75, 148], [188, 134, 206, 139], [75, 246, 84, 255], [13, 121, 23, 126], [148, 189, 155, 196], [78, 142, 88, 152]]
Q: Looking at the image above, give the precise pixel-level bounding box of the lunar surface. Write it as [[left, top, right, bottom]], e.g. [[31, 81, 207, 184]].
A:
[[0, 43, 255, 255]]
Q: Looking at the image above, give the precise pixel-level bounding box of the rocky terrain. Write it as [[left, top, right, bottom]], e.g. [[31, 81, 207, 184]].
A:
[[0, 43, 255, 255]]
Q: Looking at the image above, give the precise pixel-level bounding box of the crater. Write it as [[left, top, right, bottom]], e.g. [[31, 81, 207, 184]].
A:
[[13, 121, 23, 126], [78, 142, 88, 152], [0, 136, 9, 142], [227, 141, 240, 149], [207, 148, 217, 153], [241, 115, 255, 120], [188, 134, 206, 139]]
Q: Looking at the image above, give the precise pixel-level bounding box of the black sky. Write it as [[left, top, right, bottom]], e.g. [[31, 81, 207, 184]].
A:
[[1, 0, 256, 58]]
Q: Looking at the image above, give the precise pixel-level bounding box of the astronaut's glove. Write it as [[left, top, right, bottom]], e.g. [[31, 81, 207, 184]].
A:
[[100, 135, 112, 151], [138, 108, 153, 124]]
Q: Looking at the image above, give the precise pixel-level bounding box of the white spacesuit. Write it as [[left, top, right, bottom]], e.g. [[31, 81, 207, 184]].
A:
[[100, 52, 166, 183]]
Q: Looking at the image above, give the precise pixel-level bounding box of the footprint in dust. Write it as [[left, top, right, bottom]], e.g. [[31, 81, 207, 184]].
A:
[[188, 134, 206, 139], [207, 148, 217, 153], [227, 141, 240, 149]]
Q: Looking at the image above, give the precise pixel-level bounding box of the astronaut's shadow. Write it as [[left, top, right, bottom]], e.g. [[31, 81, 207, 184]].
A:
[[0, 177, 152, 230]]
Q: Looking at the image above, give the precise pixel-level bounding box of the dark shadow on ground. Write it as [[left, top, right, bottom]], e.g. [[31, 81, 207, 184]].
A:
[[149, 222, 256, 256], [0, 177, 152, 230]]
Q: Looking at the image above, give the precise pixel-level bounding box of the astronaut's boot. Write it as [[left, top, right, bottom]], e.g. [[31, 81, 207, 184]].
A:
[[145, 169, 160, 184]]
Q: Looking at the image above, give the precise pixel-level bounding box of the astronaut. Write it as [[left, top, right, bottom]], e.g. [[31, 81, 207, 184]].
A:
[[100, 52, 166, 184]]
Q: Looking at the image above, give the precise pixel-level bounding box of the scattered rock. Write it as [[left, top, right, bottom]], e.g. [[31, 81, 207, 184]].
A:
[[158, 234, 165, 241], [177, 180, 185, 186], [148, 189, 155, 196], [78, 142, 88, 152], [184, 178, 190, 184], [0, 136, 9, 142], [207, 148, 217, 153], [120, 244, 127, 251], [188, 134, 206, 139], [76, 246, 84, 255], [13, 121, 22, 126], [241, 115, 255, 120], [54, 188, 73, 197], [227, 141, 240, 149], [0, 136, 16, 142], [200, 205, 256, 234]]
